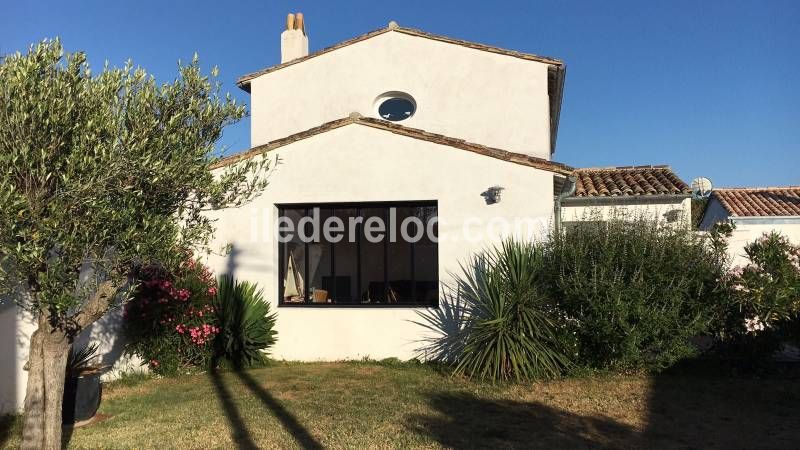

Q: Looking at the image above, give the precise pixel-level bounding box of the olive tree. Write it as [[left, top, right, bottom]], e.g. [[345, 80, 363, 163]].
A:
[[0, 40, 270, 449]]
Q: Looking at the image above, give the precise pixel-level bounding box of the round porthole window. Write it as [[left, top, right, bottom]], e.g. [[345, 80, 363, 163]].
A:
[[375, 92, 416, 122]]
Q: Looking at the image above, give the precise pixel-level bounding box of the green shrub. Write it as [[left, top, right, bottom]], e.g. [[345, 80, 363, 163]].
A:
[[723, 232, 800, 359], [547, 218, 727, 371], [453, 241, 573, 382], [213, 275, 277, 369]]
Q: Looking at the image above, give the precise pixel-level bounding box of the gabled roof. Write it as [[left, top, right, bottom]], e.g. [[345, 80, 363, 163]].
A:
[[235, 22, 566, 154], [572, 166, 691, 197], [236, 23, 564, 88], [711, 187, 800, 217], [210, 114, 574, 176]]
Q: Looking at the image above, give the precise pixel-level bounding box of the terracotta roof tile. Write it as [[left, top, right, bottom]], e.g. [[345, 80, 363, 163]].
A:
[[573, 166, 690, 197], [210, 114, 574, 176], [712, 187, 800, 217]]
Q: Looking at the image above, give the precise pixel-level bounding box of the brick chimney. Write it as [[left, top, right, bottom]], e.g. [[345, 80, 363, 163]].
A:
[[281, 13, 309, 63]]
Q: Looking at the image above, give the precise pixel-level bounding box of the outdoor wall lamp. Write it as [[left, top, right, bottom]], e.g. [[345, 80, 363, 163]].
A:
[[481, 185, 505, 205]]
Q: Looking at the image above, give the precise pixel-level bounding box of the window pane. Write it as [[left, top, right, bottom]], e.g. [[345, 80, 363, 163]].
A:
[[278, 202, 437, 307], [328, 208, 358, 304], [387, 207, 414, 304], [414, 206, 438, 305], [280, 208, 307, 303], [307, 208, 332, 303], [360, 207, 385, 304]]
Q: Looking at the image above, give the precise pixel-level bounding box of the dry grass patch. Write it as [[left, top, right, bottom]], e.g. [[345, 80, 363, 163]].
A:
[[2, 361, 799, 449]]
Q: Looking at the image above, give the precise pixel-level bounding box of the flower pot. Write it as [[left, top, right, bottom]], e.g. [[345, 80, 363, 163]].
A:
[[312, 289, 328, 303], [62, 372, 102, 424]]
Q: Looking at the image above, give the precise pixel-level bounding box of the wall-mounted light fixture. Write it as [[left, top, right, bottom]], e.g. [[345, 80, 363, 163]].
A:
[[481, 186, 505, 205]]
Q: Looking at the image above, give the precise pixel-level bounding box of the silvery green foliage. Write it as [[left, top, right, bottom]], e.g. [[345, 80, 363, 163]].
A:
[[0, 39, 270, 327]]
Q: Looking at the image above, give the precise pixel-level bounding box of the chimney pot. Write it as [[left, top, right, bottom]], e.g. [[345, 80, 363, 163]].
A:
[[280, 12, 309, 63]]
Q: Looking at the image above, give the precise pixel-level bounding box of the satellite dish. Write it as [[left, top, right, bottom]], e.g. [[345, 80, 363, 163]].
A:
[[691, 177, 713, 199]]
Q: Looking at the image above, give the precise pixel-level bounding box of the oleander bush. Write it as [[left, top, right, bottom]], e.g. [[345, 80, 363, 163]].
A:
[[721, 232, 800, 360], [124, 258, 278, 374], [124, 257, 220, 375], [547, 218, 728, 371]]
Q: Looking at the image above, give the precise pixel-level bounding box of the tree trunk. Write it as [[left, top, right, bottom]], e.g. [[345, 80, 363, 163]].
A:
[[20, 281, 118, 449], [21, 318, 70, 450]]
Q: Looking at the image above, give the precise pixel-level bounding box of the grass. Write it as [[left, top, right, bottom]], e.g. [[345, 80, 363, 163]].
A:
[[2, 360, 800, 449]]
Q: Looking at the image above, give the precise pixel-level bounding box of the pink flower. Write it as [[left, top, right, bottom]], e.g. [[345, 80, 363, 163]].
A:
[[207, 286, 218, 296]]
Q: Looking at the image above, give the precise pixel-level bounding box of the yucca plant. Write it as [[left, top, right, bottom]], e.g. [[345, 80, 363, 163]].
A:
[[66, 343, 101, 377], [454, 240, 572, 381], [213, 275, 277, 369]]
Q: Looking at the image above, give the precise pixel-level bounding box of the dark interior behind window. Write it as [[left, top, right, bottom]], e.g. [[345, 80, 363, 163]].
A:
[[278, 202, 438, 307]]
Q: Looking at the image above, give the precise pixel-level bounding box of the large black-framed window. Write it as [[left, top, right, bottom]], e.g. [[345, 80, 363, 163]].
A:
[[278, 201, 438, 307]]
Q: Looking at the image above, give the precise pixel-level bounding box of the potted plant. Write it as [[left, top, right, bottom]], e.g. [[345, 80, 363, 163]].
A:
[[62, 343, 107, 424]]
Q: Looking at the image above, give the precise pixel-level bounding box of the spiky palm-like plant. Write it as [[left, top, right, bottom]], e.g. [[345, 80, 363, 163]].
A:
[[213, 276, 277, 369], [454, 240, 571, 381]]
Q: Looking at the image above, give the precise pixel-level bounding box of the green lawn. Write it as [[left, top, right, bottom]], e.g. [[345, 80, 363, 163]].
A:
[[2, 361, 800, 449]]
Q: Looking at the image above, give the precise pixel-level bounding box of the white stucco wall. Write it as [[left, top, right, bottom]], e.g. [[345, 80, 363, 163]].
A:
[[0, 302, 143, 414], [205, 124, 556, 361], [561, 197, 692, 228], [699, 198, 800, 266], [249, 31, 553, 159], [0, 303, 35, 414], [725, 221, 800, 266]]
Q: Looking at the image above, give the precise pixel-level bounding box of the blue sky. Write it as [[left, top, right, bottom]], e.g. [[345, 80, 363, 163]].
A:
[[3, 0, 798, 187]]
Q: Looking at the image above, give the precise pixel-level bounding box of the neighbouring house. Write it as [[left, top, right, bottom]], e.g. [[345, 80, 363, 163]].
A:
[[558, 165, 692, 228], [699, 187, 800, 264]]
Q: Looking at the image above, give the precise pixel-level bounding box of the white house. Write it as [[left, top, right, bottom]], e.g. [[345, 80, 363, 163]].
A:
[[202, 16, 573, 362], [0, 15, 697, 413], [700, 187, 800, 265], [559, 165, 692, 227]]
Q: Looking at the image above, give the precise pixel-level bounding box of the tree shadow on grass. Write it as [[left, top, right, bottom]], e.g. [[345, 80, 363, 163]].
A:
[[208, 365, 323, 450], [209, 367, 260, 450], [408, 360, 800, 449], [642, 359, 800, 449], [233, 369, 323, 450], [406, 391, 638, 449]]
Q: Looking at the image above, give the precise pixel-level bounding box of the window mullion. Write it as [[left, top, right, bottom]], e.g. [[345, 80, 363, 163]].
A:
[[383, 207, 389, 302], [304, 207, 310, 304], [356, 207, 362, 304], [411, 217, 416, 304], [330, 208, 336, 302]]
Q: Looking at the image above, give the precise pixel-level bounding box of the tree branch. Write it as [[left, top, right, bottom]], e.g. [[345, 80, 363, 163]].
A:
[[68, 280, 120, 333]]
